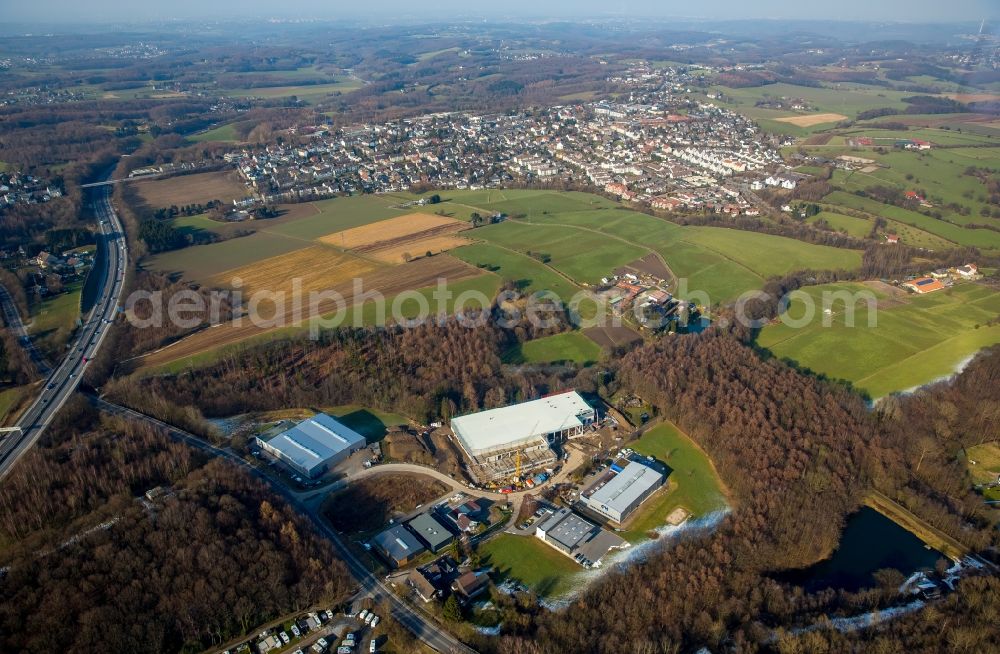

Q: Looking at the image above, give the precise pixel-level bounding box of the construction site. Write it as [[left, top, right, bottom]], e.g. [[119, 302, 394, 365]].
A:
[[449, 391, 598, 486]]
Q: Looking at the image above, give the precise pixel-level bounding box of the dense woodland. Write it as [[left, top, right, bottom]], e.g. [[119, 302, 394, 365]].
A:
[[105, 300, 574, 424], [485, 337, 1000, 654], [103, 311, 1000, 653], [0, 400, 354, 654]]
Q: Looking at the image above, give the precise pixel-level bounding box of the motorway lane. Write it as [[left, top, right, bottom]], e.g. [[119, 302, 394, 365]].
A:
[[0, 182, 128, 480], [89, 396, 478, 654]]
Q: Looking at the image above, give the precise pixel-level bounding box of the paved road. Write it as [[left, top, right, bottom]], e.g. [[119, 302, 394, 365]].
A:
[[0, 283, 51, 376], [89, 396, 478, 654], [0, 181, 128, 480]]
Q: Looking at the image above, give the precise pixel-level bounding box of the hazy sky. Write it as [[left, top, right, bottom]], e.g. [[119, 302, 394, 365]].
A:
[[4, 0, 998, 25]]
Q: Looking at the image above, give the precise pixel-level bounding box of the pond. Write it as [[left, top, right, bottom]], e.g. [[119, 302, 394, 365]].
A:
[[780, 506, 945, 592]]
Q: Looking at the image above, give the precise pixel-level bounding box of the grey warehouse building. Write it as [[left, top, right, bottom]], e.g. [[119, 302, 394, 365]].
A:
[[407, 513, 455, 553], [256, 413, 367, 478], [583, 460, 665, 524], [535, 508, 599, 555], [372, 524, 427, 568]]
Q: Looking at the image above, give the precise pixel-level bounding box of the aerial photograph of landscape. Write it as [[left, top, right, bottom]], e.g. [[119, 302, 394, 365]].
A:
[[0, 0, 999, 652]]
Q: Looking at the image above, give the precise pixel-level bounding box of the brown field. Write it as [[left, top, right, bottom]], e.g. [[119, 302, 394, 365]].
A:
[[368, 234, 473, 263], [616, 253, 673, 282], [135, 254, 485, 369], [803, 133, 834, 145], [134, 170, 248, 208], [944, 93, 1000, 103], [322, 473, 450, 534], [584, 325, 643, 350], [208, 244, 381, 295], [319, 212, 469, 252], [775, 112, 848, 127]]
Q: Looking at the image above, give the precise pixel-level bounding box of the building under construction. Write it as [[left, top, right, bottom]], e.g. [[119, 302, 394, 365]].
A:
[[450, 391, 596, 483]]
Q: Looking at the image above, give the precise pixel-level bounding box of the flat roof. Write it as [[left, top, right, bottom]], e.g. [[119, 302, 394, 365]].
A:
[[372, 524, 426, 562], [407, 513, 453, 550], [451, 391, 593, 454], [263, 413, 366, 474], [587, 460, 664, 515], [538, 508, 597, 551]]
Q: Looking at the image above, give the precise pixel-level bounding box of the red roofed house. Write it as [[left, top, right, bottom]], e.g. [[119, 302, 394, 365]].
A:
[[885, 234, 899, 245]]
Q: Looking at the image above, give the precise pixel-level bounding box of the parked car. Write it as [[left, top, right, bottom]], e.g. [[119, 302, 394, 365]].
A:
[[280, 632, 290, 644], [291, 624, 301, 637]]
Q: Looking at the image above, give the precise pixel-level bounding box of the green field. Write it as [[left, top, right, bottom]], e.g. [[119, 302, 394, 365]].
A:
[[169, 213, 233, 236], [823, 190, 1000, 251], [471, 221, 649, 286], [705, 82, 912, 136], [144, 230, 308, 281], [0, 386, 24, 424], [479, 533, 582, 598], [623, 422, 728, 541], [448, 194, 861, 304], [264, 195, 404, 240], [451, 242, 582, 302], [218, 79, 362, 102], [807, 210, 872, 237], [188, 123, 241, 143], [350, 273, 501, 326], [502, 331, 603, 366], [27, 281, 82, 356], [758, 282, 1000, 398], [324, 404, 409, 442], [830, 148, 1000, 227]]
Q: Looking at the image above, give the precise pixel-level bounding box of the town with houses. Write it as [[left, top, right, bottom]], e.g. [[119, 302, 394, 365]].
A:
[[0, 171, 62, 210], [210, 64, 789, 218]]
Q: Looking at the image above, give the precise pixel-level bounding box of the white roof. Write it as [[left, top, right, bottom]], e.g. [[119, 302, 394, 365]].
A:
[[451, 391, 593, 454], [588, 461, 663, 514], [264, 413, 366, 474]]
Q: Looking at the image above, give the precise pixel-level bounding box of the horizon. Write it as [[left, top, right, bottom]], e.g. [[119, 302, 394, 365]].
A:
[[3, 0, 998, 27]]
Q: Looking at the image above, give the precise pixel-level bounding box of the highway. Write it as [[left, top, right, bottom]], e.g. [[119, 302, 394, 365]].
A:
[[89, 396, 478, 654], [0, 180, 128, 480]]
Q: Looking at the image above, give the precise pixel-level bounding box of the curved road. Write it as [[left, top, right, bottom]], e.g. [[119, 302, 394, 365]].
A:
[[0, 181, 128, 480], [90, 396, 478, 654]]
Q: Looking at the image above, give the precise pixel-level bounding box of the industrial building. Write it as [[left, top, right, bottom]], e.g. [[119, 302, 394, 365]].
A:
[[407, 513, 455, 553], [256, 413, 367, 479], [535, 508, 600, 555], [534, 507, 629, 567], [450, 391, 596, 481], [583, 460, 665, 524], [372, 524, 427, 568]]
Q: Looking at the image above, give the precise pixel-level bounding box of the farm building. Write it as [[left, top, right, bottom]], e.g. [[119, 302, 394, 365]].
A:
[[256, 413, 367, 478], [407, 513, 455, 553], [902, 277, 945, 294], [450, 391, 596, 481], [583, 460, 665, 524], [372, 524, 427, 568]]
